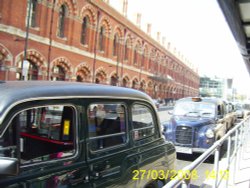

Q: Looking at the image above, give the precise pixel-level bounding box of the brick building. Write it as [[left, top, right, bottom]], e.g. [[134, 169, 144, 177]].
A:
[[0, 0, 199, 100]]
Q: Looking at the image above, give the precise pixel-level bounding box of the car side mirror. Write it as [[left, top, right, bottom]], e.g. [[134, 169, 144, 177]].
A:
[[0, 157, 19, 176]]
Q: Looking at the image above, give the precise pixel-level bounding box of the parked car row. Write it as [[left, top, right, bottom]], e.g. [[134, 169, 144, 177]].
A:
[[162, 97, 238, 155]]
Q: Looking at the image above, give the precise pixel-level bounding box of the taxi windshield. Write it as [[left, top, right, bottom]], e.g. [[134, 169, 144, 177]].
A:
[[173, 101, 215, 118]]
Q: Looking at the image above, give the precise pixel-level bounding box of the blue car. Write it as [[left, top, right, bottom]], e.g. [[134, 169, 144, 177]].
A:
[[163, 97, 228, 154]]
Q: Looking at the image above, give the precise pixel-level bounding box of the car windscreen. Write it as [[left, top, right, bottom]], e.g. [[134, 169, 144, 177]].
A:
[[173, 101, 216, 118]]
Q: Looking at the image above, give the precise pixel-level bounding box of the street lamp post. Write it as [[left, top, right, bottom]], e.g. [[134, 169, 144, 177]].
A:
[[92, 11, 100, 83], [115, 36, 121, 86], [120, 29, 127, 86], [21, 0, 32, 80], [139, 41, 145, 87], [47, 0, 56, 80]]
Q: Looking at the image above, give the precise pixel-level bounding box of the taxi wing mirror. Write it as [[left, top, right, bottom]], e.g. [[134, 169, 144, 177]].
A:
[[0, 157, 19, 176]]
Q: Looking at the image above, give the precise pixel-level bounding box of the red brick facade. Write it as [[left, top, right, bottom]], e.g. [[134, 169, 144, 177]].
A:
[[0, 0, 199, 100]]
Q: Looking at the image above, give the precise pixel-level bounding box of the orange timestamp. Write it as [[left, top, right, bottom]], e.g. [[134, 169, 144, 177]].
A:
[[132, 169, 199, 181]]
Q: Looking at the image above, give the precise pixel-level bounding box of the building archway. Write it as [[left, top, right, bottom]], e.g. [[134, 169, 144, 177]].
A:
[[132, 77, 139, 89], [95, 67, 107, 84], [15, 50, 46, 80], [76, 64, 91, 82], [50, 57, 72, 81]]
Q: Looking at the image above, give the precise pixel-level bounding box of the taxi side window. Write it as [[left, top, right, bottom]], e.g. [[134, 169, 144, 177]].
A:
[[87, 103, 126, 151], [131, 104, 155, 140], [0, 105, 76, 164]]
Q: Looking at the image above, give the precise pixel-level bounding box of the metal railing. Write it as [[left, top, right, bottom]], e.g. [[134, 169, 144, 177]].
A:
[[164, 116, 250, 188]]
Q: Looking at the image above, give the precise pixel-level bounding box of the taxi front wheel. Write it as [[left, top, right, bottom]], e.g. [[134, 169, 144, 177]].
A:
[[145, 180, 164, 188]]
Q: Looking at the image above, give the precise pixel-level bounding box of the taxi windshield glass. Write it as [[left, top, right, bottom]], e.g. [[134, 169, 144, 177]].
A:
[[173, 101, 215, 118]]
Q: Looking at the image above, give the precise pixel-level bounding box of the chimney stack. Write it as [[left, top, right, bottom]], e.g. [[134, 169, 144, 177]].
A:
[[162, 37, 166, 46], [136, 13, 141, 28], [157, 32, 161, 42], [123, 0, 128, 17], [147, 23, 151, 36]]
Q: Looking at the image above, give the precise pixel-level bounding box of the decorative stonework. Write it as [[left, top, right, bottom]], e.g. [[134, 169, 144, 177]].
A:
[[51, 57, 72, 74], [80, 4, 97, 25], [57, 0, 77, 16], [99, 16, 112, 34]]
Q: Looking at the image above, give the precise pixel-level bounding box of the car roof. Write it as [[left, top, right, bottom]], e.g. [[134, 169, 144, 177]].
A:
[[176, 97, 224, 105], [0, 81, 153, 124]]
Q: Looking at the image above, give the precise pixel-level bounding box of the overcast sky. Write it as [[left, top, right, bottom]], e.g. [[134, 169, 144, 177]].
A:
[[109, 0, 250, 95]]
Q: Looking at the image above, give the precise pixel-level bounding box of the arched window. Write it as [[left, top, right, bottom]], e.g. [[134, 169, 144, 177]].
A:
[[81, 16, 89, 45], [110, 76, 117, 86], [51, 65, 65, 81], [58, 5, 67, 38], [124, 40, 129, 61], [113, 34, 119, 56], [76, 75, 83, 82], [141, 48, 145, 67], [30, 0, 38, 27], [148, 57, 152, 71], [133, 45, 138, 65], [122, 78, 127, 87], [99, 26, 105, 51], [16, 60, 38, 80]]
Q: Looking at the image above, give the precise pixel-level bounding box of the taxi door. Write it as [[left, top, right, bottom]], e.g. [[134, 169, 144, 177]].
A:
[[85, 102, 139, 188]]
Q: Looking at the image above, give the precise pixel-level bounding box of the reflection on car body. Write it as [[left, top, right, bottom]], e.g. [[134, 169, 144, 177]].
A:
[[0, 81, 176, 188]]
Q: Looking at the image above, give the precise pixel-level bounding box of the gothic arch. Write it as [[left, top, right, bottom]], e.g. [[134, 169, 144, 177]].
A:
[[124, 33, 134, 48], [95, 67, 107, 84], [121, 74, 130, 87], [75, 63, 91, 82], [57, 0, 77, 16], [113, 25, 123, 38], [80, 4, 96, 25], [99, 16, 112, 34], [147, 80, 153, 89], [51, 57, 72, 73], [0, 44, 13, 65], [15, 49, 46, 68], [139, 79, 146, 91], [131, 76, 139, 89]]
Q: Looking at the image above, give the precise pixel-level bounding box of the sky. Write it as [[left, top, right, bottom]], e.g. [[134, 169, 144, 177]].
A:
[[109, 0, 250, 95]]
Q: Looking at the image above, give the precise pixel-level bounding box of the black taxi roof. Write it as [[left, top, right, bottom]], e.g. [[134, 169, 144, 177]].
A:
[[0, 81, 153, 123]]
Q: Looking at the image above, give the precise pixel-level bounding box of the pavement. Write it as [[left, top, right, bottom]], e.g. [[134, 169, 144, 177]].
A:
[[228, 134, 250, 188], [202, 123, 250, 188]]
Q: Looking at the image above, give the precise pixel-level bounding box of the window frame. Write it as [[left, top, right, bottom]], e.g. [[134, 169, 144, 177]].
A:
[[131, 103, 157, 141], [81, 16, 89, 45], [0, 101, 79, 168], [87, 102, 128, 152], [30, 0, 38, 28], [58, 5, 67, 38], [99, 26, 105, 52]]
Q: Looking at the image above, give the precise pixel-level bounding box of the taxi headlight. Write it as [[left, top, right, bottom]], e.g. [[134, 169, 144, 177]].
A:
[[205, 129, 214, 138]]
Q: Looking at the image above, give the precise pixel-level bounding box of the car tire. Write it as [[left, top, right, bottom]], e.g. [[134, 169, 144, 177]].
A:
[[145, 180, 164, 188]]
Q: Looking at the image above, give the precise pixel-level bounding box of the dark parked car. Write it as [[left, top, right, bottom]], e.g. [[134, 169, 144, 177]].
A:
[[163, 97, 228, 155], [0, 81, 176, 188]]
